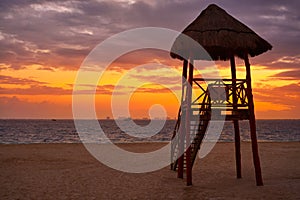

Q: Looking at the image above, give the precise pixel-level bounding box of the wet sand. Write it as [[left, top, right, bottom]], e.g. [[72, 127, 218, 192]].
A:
[[0, 142, 299, 199]]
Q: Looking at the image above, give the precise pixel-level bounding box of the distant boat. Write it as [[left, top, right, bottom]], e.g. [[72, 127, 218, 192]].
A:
[[51, 119, 57, 121], [124, 117, 131, 121], [117, 117, 131, 121]]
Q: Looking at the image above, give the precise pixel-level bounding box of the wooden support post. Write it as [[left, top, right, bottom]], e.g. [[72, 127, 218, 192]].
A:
[[178, 60, 188, 179], [186, 58, 194, 186], [230, 56, 242, 179], [244, 54, 263, 186]]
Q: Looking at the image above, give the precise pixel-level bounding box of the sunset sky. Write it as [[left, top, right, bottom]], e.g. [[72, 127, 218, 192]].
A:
[[0, 0, 299, 119]]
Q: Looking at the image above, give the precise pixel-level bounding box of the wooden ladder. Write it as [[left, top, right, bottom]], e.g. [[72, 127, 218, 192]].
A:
[[171, 92, 211, 171]]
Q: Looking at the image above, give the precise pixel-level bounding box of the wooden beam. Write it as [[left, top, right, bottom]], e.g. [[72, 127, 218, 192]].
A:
[[244, 54, 263, 186], [230, 56, 242, 179], [186, 58, 194, 186], [177, 59, 188, 179]]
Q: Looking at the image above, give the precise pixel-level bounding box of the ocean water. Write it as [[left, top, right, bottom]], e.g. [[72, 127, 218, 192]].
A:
[[0, 119, 299, 144]]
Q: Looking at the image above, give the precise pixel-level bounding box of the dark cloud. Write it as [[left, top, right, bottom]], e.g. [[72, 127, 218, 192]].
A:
[[0, 0, 299, 72], [108, 49, 180, 73], [75, 84, 120, 95], [0, 85, 71, 95], [254, 82, 300, 106], [0, 84, 127, 96], [0, 75, 71, 95], [271, 70, 300, 80], [0, 75, 47, 85], [265, 55, 300, 70], [0, 75, 129, 95], [133, 86, 180, 94], [36, 66, 55, 71], [129, 73, 181, 85], [74, 83, 179, 95]]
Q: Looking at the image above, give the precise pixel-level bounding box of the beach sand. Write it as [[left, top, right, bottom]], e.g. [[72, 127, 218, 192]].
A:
[[0, 142, 299, 199]]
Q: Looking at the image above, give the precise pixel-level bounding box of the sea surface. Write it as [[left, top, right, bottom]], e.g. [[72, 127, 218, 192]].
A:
[[0, 119, 299, 144]]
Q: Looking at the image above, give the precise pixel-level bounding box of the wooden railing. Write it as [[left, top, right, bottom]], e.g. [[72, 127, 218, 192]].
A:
[[192, 78, 249, 108]]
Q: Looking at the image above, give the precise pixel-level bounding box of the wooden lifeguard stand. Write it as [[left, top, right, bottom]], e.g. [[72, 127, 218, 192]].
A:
[[170, 4, 272, 186]]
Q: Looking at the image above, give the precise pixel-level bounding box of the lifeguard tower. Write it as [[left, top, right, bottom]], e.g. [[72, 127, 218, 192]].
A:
[[170, 4, 272, 186]]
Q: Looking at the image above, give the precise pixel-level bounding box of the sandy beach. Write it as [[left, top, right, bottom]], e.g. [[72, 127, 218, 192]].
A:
[[0, 142, 299, 199]]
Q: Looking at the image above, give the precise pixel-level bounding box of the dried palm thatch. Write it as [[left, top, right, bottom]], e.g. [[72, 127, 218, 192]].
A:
[[170, 4, 272, 61]]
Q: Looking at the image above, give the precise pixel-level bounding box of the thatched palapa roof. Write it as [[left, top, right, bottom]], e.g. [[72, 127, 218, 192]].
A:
[[170, 4, 272, 61]]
